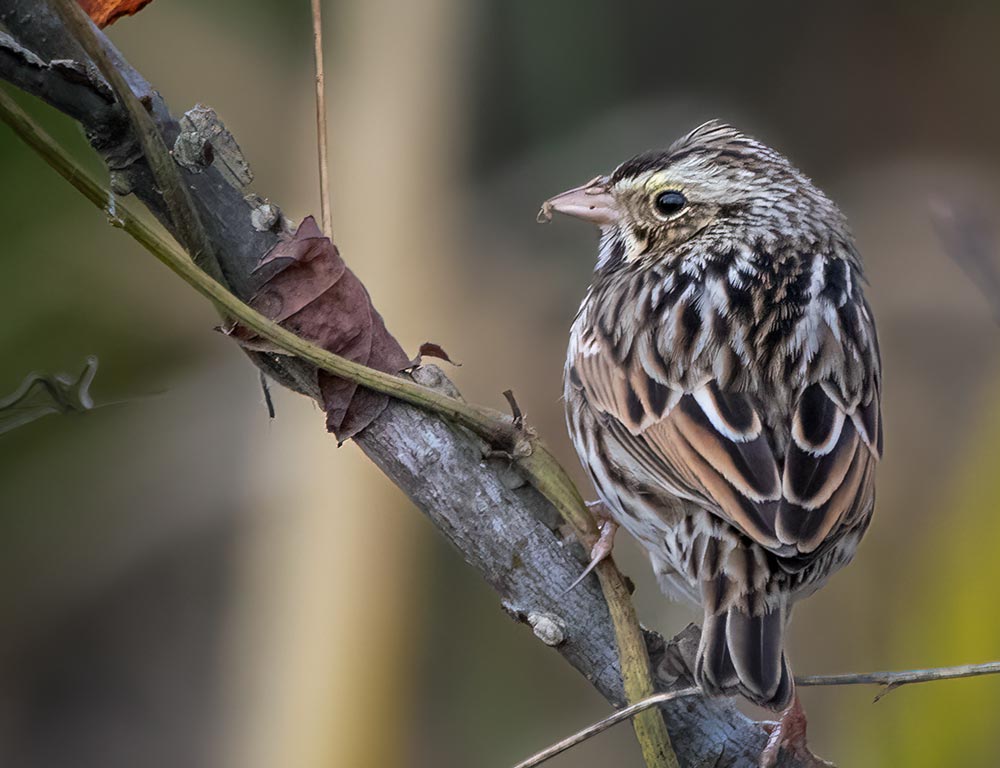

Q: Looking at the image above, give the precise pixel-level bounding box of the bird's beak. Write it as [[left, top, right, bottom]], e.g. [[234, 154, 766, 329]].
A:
[[538, 175, 619, 227]]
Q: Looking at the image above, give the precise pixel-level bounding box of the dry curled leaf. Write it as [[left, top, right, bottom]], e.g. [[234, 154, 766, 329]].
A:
[[410, 341, 461, 368], [232, 217, 409, 441], [78, 0, 155, 27]]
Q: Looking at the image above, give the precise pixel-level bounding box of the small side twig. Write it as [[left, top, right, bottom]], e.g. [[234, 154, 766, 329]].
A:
[[796, 660, 1000, 701], [513, 687, 701, 768], [259, 370, 276, 419], [515, 659, 1000, 767], [310, 0, 332, 237], [502, 388, 524, 430]]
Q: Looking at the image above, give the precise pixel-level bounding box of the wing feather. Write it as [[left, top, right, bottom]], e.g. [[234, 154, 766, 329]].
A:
[[782, 418, 858, 509], [664, 419, 781, 547], [673, 395, 780, 501], [570, 329, 879, 559]]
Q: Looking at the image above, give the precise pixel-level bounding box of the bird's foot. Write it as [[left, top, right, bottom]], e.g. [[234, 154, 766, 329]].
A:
[[563, 517, 618, 593], [760, 694, 834, 768]]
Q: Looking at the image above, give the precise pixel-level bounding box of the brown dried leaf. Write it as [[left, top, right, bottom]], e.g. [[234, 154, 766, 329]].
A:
[[78, 0, 155, 27], [234, 216, 409, 441], [413, 342, 461, 367]]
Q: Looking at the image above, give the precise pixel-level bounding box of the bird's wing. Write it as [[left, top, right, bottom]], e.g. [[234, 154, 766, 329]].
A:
[[570, 334, 881, 556], [774, 380, 881, 552]]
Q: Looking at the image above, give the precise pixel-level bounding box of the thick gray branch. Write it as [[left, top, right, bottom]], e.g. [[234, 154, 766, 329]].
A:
[[0, 5, 808, 766]]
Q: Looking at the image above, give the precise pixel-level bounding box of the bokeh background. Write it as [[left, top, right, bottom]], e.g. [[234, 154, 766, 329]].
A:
[[2, 2, 1000, 766]]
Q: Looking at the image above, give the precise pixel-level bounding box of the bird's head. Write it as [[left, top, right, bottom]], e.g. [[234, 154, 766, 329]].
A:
[[540, 120, 847, 270]]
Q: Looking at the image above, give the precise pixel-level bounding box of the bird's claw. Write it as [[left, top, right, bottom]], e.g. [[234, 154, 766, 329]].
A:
[[759, 695, 834, 768]]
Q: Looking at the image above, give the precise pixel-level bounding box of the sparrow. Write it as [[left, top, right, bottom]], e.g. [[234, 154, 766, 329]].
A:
[[543, 121, 882, 747]]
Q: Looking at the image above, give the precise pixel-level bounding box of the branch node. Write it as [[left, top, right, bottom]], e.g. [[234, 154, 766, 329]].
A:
[[109, 169, 133, 196], [172, 128, 213, 173], [179, 104, 253, 188], [528, 612, 566, 647], [247, 194, 282, 232], [502, 388, 524, 429]]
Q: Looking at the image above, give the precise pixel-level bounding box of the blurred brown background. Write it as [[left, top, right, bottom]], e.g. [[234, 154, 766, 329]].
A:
[[2, 2, 1000, 766]]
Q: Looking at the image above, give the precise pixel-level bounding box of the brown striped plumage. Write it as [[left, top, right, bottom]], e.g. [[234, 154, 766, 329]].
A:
[[549, 121, 882, 710]]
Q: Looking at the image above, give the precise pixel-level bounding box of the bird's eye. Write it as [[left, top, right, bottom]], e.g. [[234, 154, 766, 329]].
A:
[[654, 190, 687, 216]]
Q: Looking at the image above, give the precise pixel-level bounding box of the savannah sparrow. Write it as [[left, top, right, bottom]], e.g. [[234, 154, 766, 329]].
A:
[[546, 121, 882, 714]]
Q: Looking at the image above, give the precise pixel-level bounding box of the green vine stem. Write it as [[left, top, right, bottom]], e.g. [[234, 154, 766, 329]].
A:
[[50, 0, 226, 283], [0, 80, 679, 768]]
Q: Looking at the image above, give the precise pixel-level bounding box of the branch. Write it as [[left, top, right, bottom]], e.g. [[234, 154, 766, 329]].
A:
[[0, 86, 524, 469], [0, 8, 801, 766], [0, 69, 681, 768], [50, 0, 226, 283]]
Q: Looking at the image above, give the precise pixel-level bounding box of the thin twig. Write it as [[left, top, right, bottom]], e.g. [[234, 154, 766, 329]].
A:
[[797, 660, 1000, 699], [515, 659, 1000, 767], [0, 356, 98, 411], [513, 687, 701, 768], [0, 85, 677, 768], [310, 0, 332, 237], [0, 355, 99, 435]]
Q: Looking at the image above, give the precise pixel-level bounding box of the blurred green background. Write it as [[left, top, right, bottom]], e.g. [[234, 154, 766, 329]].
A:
[[2, 2, 1000, 766]]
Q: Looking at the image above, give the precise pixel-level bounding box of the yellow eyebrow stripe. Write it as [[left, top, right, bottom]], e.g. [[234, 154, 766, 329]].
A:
[[644, 170, 675, 189]]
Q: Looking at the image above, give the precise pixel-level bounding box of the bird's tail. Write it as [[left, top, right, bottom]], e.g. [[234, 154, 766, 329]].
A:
[[695, 599, 794, 711]]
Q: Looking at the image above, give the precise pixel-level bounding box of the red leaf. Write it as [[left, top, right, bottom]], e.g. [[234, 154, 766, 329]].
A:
[[234, 217, 409, 441], [78, 0, 155, 27]]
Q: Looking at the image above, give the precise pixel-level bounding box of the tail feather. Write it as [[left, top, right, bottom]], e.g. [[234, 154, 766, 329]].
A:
[[696, 603, 793, 711], [696, 610, 739, 691], [728, 608, 785, 701]]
